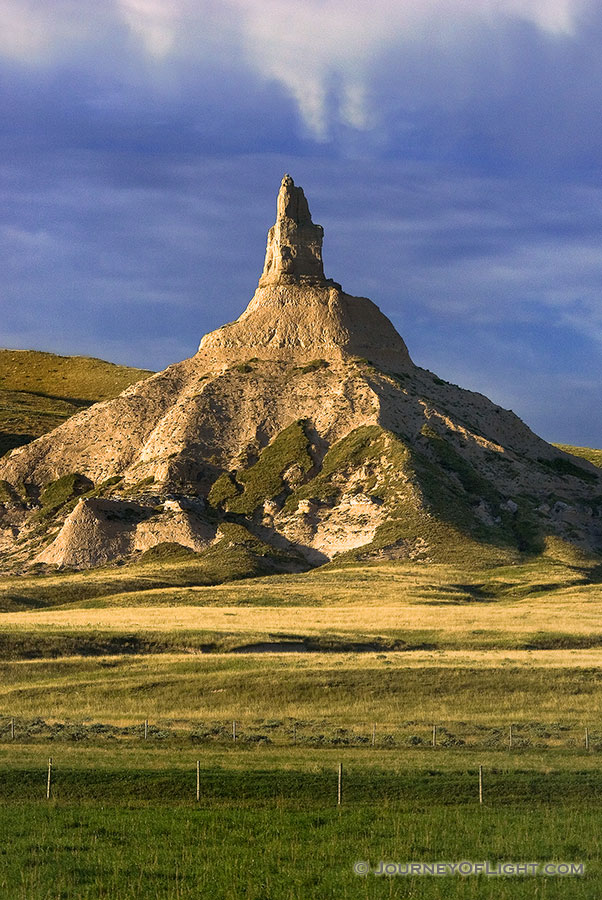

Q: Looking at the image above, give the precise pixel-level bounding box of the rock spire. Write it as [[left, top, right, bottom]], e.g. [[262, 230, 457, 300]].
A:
[[198, 174, 413, 371], [259, 174, 327, 286]]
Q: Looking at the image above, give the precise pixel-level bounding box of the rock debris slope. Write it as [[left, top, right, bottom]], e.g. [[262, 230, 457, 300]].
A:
[[1, 175, 601, 572]]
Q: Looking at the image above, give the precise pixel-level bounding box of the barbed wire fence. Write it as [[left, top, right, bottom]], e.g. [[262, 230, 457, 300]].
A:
[[0, 715, 600, 750], [3, 756, 602, 806]]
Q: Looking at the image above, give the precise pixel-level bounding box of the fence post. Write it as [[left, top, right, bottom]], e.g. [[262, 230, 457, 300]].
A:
[[196, 760, 200, 802], [144, 719, 148, 740], [46, 757, 53, 800], [10, 718, 14, 740], [233, 720, 237, 742], [432, 725, 437, 748], [372, 724, 376, 747], [478, 765, 483, 805], [337, 762, 343, 807]]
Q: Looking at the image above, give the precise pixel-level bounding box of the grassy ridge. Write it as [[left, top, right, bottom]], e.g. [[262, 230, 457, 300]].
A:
[[1, 543, 599, 611], [0, 349, 152, 456], [4, 653, 602, 723], [0, 525, 311, 611], [554, 443, 602, 469]]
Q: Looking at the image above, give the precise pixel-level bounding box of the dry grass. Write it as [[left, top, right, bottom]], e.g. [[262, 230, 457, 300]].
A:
[[2, 557, 602, 730], [3, 649, 602, 724], [4, 591, 602, 638]]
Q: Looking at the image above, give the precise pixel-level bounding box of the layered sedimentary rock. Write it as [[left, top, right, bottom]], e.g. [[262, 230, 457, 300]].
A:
[[259, 174, 326, 285], [199, 175, 412, 371], [0, 175, 601, 571]]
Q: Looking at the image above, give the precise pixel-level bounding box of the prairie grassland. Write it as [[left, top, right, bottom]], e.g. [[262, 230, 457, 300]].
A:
[[3, 593, 602, 636], [0, 568, 601, 897], [0, 745, 601, 898], [1, 555, 602, 723], [2, 584, 602, 659], [1, 548, 599, 611], [3, 650, 602, 724], [0, 349, 152, 456], [4, 742, 602, 772]]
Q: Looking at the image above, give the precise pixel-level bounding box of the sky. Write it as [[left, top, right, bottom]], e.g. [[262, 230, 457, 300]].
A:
[[2, 0, 602, 446]]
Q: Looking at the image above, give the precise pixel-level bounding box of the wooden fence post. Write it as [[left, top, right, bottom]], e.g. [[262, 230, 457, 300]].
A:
[[10, 718, 14, 740], [46, 757, 53, 800], [432, 725, 437, 747], [144, 719, 148, 740], [232, 720, 237, 742], [372, 724, 376, 747], [196, 760, 200, 802], [478, 765, 483, 805], [337, 762, 343, 806]]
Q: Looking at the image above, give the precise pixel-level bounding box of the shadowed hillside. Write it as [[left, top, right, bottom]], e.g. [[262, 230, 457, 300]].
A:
[[0, 350, 153, 456]]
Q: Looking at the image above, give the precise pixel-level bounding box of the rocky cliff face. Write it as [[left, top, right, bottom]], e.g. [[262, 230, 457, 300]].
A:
[[1, 175, 601, 572]]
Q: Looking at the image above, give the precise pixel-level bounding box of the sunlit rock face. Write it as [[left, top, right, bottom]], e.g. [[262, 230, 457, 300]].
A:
[[1, 175, 601, 572], [258, 174, 327, 286], [199, 174, 413, 372]]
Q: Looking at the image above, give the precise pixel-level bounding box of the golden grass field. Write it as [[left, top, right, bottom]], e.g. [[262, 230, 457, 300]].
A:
[[3, 645, 602, 725], [1, 556, 602, 729], [2, 593, 602, 636]]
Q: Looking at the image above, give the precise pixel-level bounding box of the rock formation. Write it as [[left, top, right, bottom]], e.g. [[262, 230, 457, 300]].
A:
[[199, 175, 412, 371], [0, 175, 601, 572], [259, 174, 326, 285]]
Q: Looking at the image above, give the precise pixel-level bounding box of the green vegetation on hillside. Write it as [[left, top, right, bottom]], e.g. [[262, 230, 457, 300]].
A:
[[39, 473, 93, 514], [279, 424, 535, 565], [284, 425, 383, 509], [0, 350, 152, 456], [293, 358, 329, 374], [0, 521, 309, 611], [213, 420, 314, 515], [0, 531, 598, 613]]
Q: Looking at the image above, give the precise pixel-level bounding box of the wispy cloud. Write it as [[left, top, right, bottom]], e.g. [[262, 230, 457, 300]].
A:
[[0, 0, 593, 137], [228, 0, 583, 136]]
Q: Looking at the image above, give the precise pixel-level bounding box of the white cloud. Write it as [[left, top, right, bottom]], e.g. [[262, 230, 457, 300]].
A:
[[224, 0, 583, 135], [0, 0, 95, 61], [116, 0, 179, 57], [0, 0, 588, 133]]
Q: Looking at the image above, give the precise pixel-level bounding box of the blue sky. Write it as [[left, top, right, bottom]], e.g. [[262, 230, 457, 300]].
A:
[[2, 0, 602, 445]]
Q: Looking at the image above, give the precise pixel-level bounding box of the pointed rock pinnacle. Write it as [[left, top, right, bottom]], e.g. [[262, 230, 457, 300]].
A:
[[258, 174, 327, 286], [198, 174, 413, 372]]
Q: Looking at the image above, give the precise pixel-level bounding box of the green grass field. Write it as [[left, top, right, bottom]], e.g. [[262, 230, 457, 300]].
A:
[[2, 801, 596, 899], [5, 651, 602, 725], [2, 602, 602, 898], [0, 745, 598, 899], [1, 353, 602, 900]]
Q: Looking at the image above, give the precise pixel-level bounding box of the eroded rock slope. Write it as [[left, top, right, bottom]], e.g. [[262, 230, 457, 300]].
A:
[[1, 176, 600, 572]]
